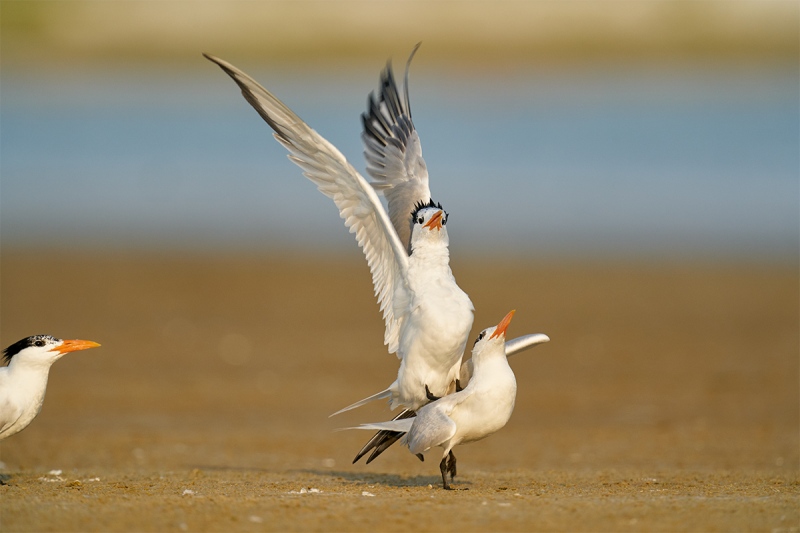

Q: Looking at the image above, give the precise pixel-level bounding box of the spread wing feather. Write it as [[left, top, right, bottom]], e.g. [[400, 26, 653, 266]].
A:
[[361, 43, 431, 252], [205, 53, 410, 353]]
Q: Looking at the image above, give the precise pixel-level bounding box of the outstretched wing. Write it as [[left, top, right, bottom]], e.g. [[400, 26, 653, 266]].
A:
[[205, 54, 410, 353], [362, 43, 431, 253]]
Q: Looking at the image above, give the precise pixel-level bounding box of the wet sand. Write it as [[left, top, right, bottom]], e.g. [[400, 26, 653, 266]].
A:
[[1, 251, 797, 532]]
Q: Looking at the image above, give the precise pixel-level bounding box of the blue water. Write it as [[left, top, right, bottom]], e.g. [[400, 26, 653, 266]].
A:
[[1, 62, 797, 259]]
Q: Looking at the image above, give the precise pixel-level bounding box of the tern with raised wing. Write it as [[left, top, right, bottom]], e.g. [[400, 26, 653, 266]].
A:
[[205, 50, 475, 413], [0, 335, 101, 440], [347, 310, 521, 490], [205, 48, 550, 443]]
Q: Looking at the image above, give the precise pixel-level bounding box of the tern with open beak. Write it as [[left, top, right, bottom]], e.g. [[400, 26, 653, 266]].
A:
[[0, 335, 100, 440], [206, 47, 549, 415], [205, 49, 476, 414], [351, 330, 548, 464], [346, 310, 522, 490]]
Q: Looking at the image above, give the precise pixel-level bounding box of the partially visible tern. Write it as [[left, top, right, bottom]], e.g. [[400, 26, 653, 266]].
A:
[[0, 335, 101, 440], [205, 50, 474, 412], [347, 310, 521, 490]]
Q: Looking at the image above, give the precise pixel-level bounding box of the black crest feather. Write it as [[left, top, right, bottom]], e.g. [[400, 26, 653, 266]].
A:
[[411, 198, 444, 219], [3, 335, 58, 364]]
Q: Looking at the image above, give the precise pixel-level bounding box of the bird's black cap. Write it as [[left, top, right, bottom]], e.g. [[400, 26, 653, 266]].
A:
[[2, 335, 58, 364]]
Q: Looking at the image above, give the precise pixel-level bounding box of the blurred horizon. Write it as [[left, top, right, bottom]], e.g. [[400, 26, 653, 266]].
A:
[[1, 1, 798, 262], [2, 2, 797, 68]]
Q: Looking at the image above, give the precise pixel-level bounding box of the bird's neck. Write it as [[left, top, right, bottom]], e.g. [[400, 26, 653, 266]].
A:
[[470, 348, 509, 379], [7, 356, 55, 379], [410, 239, 450, 264], [6, 358, 53, 400]]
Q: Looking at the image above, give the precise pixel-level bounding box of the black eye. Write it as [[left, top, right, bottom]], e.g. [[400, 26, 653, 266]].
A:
[[473, 331, 486, 346], [417, 217, 424, 224], [34, 340, 45, 347], [442, 216, 447, 225]]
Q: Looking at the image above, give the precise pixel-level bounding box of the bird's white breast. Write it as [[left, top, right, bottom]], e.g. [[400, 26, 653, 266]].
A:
[[450, 358, 517, 445], [394, 256, 474, 407], [0, 366, 51, 439]]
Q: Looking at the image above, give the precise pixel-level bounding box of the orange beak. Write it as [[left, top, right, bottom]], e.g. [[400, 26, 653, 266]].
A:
[[489, 310, 516, 340], [423, 210, 444, 231], [53, 339, 101, 355]]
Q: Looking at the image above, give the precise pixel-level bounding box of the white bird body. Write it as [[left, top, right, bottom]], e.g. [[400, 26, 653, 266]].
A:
[[205, 51, 475, 413], [392, 231, 474, 409], [349, 311, 520, 489], [0, 336, 100, 440], [411, 343, 517, 450]]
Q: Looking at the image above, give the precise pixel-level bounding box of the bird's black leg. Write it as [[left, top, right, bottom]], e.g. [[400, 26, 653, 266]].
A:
[[439, 456, 452, 490], [425, 384, 441, 402], [455, 379, 464, 392], [447, 450, 457, 479]]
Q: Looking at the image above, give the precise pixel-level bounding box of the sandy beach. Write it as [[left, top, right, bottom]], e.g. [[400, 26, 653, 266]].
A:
[[0, 251, 796, 531]]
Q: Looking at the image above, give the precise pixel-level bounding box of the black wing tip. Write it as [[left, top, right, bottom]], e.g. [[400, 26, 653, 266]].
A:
[[365, 432, 404, 464], [352, 409, 416, 464], [202, 52, 229, 70]]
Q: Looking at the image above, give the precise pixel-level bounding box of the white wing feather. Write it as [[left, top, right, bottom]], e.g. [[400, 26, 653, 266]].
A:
[[342, 406, 457, 456], [205, 54, 410, 353], [361, 44, 431, 252], [405, 407, 457, 455]]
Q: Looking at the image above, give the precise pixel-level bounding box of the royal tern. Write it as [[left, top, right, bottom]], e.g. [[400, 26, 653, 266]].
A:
[[351, 331, 549, 464], [205, 51, 475, 412], [0, 335, 100, 440], [347, 310, 521, 490]]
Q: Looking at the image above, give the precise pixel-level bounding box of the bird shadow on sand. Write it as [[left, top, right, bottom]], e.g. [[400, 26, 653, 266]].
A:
[[182, 465, 471, 489], [295, 469, 471, 489]]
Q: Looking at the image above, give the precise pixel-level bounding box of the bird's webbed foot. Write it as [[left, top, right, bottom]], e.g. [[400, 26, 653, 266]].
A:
[[425, 384, 441, 402]]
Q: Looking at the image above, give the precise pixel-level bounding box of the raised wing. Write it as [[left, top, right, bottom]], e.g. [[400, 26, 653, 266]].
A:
[[362, 44, 431, 253], [459, 333, 550, 386], [205, 54, 410, 353]]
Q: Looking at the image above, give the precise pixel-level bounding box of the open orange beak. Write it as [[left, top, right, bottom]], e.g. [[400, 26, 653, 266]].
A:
[[489, 310, 516, 340], [53, 339, 101, 355], [423, 210, 444, 231]]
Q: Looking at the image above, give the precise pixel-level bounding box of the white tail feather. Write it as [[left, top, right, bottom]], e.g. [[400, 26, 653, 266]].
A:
[[329, 388, 392, 418], [341, 418, 414, 433]]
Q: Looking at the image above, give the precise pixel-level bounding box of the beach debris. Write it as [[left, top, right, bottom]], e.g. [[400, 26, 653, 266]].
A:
[[38, 470, 65, 482], [288, 487, 321, 494]]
